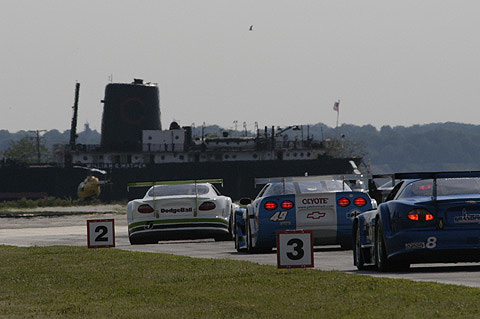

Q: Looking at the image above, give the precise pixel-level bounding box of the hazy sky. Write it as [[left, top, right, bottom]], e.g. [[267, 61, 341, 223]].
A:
[[2, 1, 480, 133]]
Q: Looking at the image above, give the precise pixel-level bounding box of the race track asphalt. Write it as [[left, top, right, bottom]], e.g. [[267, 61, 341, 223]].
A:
[[1, 209, 480, 288]]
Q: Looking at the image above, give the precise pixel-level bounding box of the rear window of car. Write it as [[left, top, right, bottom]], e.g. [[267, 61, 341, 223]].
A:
[[262, 180, 351, 196], [399, 178, 480, 198], [146, 184, 210, 197]]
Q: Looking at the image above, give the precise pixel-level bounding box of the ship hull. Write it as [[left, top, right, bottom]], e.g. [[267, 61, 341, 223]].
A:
[[0, 156, 360, 201]]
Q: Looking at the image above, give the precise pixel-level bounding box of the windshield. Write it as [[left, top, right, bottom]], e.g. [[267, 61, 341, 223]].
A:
[[146, 184, 210, 197], [262, 180, 351, 197], [398, 178, 480, 198]]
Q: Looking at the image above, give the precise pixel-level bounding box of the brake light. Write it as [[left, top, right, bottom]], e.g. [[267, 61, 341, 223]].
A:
[[337, 198, 350, 207], [407, 208, 434, 221], [199, 201, 216, 211], [281, 200, 294, 209], [137, 204, 154, 214], [353, 197, 367, 207], [264, 201, 277, 210]]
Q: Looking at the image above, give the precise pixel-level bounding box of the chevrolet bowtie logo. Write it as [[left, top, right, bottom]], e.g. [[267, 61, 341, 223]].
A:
[[307, 212, 326, 219]]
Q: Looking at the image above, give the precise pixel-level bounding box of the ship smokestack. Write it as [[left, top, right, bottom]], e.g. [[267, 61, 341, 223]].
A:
[[100, 79, 161, 152]]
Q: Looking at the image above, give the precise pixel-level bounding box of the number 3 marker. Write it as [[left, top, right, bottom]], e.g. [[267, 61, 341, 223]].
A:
[[277, 230, 314, 269]]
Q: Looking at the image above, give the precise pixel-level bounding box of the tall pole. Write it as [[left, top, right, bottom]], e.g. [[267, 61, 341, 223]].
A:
[[336, 108, 339, 129], [70, 82, 80, 150], [334, 100, 340, 130], [333, 100, 340, 147]]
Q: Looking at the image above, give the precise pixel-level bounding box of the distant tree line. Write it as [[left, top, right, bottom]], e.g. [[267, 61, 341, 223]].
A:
[[307, 122, 480, 173], [0, 124, 100, 164], [2, 122, 480, 173]]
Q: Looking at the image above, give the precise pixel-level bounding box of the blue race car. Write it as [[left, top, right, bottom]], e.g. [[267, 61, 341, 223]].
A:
[[354, 171, 480, 272], [235, 175, 376, 253]]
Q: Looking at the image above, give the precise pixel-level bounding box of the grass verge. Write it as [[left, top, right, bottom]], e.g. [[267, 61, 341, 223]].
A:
[[1, 245, 480, 318]]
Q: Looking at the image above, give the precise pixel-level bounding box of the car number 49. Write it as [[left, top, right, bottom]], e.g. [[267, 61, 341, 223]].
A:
[[270, 211, 288, 221]]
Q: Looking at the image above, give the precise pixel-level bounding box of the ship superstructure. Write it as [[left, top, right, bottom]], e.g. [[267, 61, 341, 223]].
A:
[[59, 79, 341, 170], [2, 79, 360, 201]]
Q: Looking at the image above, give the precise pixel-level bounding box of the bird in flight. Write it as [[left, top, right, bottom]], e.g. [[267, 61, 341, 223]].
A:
[[249, 25, 253, 31]]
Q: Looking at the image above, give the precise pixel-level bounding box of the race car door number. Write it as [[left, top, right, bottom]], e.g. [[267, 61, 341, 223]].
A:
[[270, 211, 288, 221]]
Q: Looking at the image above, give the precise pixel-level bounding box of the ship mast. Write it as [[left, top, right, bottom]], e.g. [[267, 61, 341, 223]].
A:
[[70, 82, 80, 150]]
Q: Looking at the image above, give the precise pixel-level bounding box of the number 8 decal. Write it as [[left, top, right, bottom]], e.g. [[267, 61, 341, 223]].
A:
[[426, 236, 437, 249]]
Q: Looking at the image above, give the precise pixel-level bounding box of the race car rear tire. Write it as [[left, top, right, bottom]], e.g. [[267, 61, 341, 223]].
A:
[[375, 223, 393, 272], [354, 226, 366, 270], [375, 223, 410, 272], [235, 234, 241, 252], [246, 221, 271, 253], [234, 213, 247, 252], [246, 215, 255, 253]]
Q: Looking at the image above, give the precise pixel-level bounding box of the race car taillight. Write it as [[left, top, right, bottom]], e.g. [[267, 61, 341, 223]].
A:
[[137, 204, 154, 214], [337, 198, 350, 207], [264, 201, 278, 210], [199, 201, 216, 211], [407, 208, 434, 221], [281, 200, 294, 209], [353, 197, 367, 207]]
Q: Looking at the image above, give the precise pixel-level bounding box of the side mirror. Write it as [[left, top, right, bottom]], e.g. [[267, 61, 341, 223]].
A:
[[239, 198, 252, 205]]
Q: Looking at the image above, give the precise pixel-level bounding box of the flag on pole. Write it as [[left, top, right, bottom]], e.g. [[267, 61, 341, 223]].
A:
[[333, 100, 340, 112]]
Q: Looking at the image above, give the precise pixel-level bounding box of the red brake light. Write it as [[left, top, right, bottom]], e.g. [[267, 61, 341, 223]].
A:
[[353, 197, 367, 207], [281, 200, 294, 209], [199, 201, 216, 211], [264, 201, 277, 210], [408, 214, 419, 221], [337, 198, 350, 207], [419, 184, 432, 190], [137, 204, 154, 214], [407, 208, 434, 221]]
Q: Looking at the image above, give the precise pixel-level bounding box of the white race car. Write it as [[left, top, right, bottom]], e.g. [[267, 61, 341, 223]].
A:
[[127, 179, 237, 244]]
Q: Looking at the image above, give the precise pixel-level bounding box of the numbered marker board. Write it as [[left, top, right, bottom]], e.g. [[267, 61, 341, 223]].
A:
[[87, 219, 115, 248], [277, 230, 314, 269]]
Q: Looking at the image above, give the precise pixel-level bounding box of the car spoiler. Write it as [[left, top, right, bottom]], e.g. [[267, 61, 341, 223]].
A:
[[255, 174, 371, 193], [372, 171, 480, 202], [255, 174, 371, 186], [392, 171, 480, 180], [127, 178, 223, 191]]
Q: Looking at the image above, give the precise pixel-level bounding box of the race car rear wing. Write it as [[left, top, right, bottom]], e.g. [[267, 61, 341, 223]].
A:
[[127, 178, 223, 191], [372, 171, 480, 202], [392, 171, 480, 180], [255, 174, 371, 194], [255, 174, 371, 186]]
